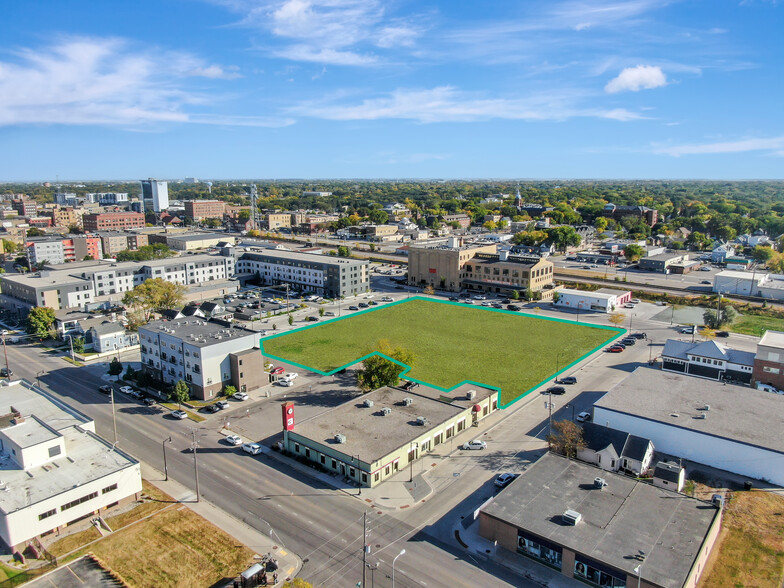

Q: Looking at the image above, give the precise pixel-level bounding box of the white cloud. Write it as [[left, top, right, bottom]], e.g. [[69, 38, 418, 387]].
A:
[[288, 86, 645, 123], [188, 64, 242, 79], [605, 65, 667, 93], [0, 37, 288, 128], [656, 136, 784, 156]]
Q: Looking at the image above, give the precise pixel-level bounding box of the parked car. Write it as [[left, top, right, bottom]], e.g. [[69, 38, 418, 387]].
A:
[[462, 439, 487, 450], [558, 376, 577, 385], [242, 442, 263, 455], [506, 304, 521, 311], [449, 296, 459, 301], [271, 366, 285, 375], [141, 397, 155, 406], [546, 386, 566, 395], [380, 296, 393, 302], [631, 333, 647, 339], [630, 298, 641, 304], [624, 303, 636, 308], [621, 338, 636, 346], [656, 301, 667, 306], [233, 391, 249, 401], [349, 305, 359, 310], [216, 400, 229, 410], [576, 411, 592, 423], [98, 385, 112, 394], [225, 434, 243, 446], [282, 372, 298, 382], [494, 473, 518, 488], [206, 404, 221, 413], [701, 280, 712, 285], [277, 379, 294, 387], [358, 302, 369, 308], [307, 316, 319, 321], [0, 368, 13, 378], [716, 331, 730, 338], [606, 345, 624, 353], [700, 266, 712, 271], [119, 385, 135, 395], [680, 326, 695, 334], [171, 410, 188, 420], [472, 294, 486, 300], [368, 300, 378, 306]]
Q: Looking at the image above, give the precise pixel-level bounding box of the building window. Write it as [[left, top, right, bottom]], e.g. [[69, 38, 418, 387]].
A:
[[574, 558, 627, 587], [61, 491, 99, 511], [39, 508, 57, 521], [517, 530, 563, 570], [763, 366, 780, 374], [48, 445, 61, 458], [102, 483, 118, 494]]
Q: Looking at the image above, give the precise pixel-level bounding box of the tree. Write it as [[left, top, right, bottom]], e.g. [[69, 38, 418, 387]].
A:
[[547, 420, 585, 458], [337, 245, 351, 258], [367, 209, 388, 224], [73, 336, 85, 353], [552, 291, 560, 304], [511, 289, 520, 300], [223, 385, 237, 397], [703, 305, 737, 329], [125, 365, 136, 380], [26, 227, 45, 237], [624, 244, 645, 262], [26, 307, 56, 339], [2, 239, 19, 254], [238, 209, 252, 221], [751, 245, 775, 264], [288, 314, 294, 326], [608, 312, 625, 327], [545, 226, 582, 252], [594, 217, 609, 232], [169, 379, 190, 408], [122, 278, 186, 321], [423, 285, 435, 295], [203, 217, 222, 228], [108, 358, 123, 381], [319, 306, 325, 317], [357, 340, 414, 392]]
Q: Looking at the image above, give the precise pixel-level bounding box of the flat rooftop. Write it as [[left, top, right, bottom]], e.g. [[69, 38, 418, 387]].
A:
[[1, 271, 88, 288], [0, 381, 92, 432], [595, 288, 631, 296], [758, 330, 784, 350], [594, 367, 784, 453], [141, 318, 257, 348], [715, 270, 757, 280], [166, 233, 232, 242], [483, 453, 719, 588], [2, 415, 60, 448], [240, 249, 368, 267], [559, 288, 616, 300], [294, 384, 494, 463], [0, 426, 138, 515]]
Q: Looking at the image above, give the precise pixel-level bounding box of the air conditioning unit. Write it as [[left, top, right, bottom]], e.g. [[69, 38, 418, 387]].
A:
[[704, 404, 710, 411], [594, 477, 606, 490], [697, 412, 707, 419], [416, 416, 428, 426], [364, 399, 374, 408], [381, 407, 392, 416], [562, 510, 582, 525], [467, 389, 477, 400], [335, 434, 347, 444], [403, 398, 413, 406]]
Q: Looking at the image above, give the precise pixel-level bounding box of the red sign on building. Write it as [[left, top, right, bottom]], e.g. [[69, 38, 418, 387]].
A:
[[282, 402, 295, 431]]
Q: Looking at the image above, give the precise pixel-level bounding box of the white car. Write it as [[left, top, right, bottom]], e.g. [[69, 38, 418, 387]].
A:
[[119, 385, 134, 395], [576, 411, 592, 423], [462, 439, 487, 450], [277, 379, 294, 387], [472, 295, 486, 300], [171, 410, 188, 420], [630, 298, 641, 304], [242, 442, 263, 455], [624, 303, 635, 308], [233, 391, 249, 401], [381, 296, 393, 302], [282, 372, 299, 382], [225, 434, 243, 446]]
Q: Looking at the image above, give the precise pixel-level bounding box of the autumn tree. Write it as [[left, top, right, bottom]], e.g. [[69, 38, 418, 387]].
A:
[[423, 285, 435, 295], [357, 340, 414, 392], [122, 278, 186, 322], [608, 312, 625, 327], [547, 419, 586, 458]]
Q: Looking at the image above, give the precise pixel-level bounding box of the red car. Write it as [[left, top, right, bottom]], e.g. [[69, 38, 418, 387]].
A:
[[271, 366, 285, 375], [606, 345, 624, 353]]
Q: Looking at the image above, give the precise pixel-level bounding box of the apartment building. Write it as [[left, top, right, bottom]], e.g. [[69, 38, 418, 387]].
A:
[[601, 203, 659, 227], [139, 319, 264, 400], [11, 199, 36, 217], [83, 212, 145, 232], [0, 271, 95, 312], [49, 206, 81, 229], [266, 213, 292, 230], [87, 193, 129, 205], [25, 239, 68, 265], [236, 249, 369, 297], [140, 179, 169, 213], [407, 238, 498, 292], [184, 200, 226, 221], [0, 380, 142, 552], [98, 232, 149, 256]]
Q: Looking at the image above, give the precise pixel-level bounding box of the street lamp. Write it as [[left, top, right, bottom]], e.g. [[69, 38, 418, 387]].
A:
[[409, 441, 418, 483], [64, 334, 75, 363], [36, 370, 45, 388], [162, 437, 172, 481], [565, 403, 576, 421], [634, 557, 645, 588], [392, 549, 406, 588]]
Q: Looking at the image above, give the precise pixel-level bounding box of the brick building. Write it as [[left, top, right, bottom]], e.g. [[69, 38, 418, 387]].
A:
[[83, 212, 145, 232], [184, 200, 226, 221]]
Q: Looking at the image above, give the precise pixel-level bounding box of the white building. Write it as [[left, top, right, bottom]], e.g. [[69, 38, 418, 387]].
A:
[[710, 243, 735, 263], [555, 288, 631, 313], [139, 319, 264, 400], [0, 380, 141, 552], [593, 367, 784, 486], [712, 270, 766, 296], [140, 179, 169, 213], [26, 240, 66, 265]]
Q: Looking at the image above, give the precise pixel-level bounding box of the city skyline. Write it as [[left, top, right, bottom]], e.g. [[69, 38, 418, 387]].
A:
[[1, 0, 783, 180]]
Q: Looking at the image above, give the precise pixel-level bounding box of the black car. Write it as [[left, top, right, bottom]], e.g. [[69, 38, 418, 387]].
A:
[[613, 341, 626, 349], [358, 302, 369, 308], [98, 385, 112, 394], [716, 331, 730, 337], [141, 397, 155, 406], [507, 304, 521, 311], [501, 299, 511, 304], [449, 296, 460, 301], [492, 303, 503, 309], [631, 332, 647, 339], [368, 300, 378, 305], [621, 338, 636, 346], [0, 367, 12, 378], [546, 386, 566, 395], [206, 404, 221, 413], [349, 305, 359, 310], [558, 376, 578, 385], [307, 316, 319, 321]]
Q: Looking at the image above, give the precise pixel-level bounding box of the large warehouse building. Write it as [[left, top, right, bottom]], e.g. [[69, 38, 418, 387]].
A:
[[479, 453, 721, 588], [593, 367, 784, 486]]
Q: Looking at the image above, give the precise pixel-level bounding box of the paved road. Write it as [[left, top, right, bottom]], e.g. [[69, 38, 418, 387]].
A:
[[4, 342, 530, 588]]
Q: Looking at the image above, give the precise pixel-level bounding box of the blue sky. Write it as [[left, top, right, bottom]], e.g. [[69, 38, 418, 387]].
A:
[[1, 0, 783, 181]]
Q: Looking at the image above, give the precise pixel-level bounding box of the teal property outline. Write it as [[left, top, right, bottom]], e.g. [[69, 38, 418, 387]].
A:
[[260, 296, 625, 409]]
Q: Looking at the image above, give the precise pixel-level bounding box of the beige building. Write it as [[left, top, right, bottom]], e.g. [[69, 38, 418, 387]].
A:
[[285, 383, 498, 488], [266, 213, 292, 230], [408, 238, 497, 292], [49, 206, 82, 229]]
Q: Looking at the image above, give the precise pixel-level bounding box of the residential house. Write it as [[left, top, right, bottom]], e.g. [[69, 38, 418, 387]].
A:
[[576, 422, 655, 476], [661, 339, 755, 384], [87, 321, 138, 353]]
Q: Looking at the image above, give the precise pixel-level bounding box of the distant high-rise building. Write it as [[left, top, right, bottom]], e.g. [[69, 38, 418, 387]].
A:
[[140, 179, 169, 213]]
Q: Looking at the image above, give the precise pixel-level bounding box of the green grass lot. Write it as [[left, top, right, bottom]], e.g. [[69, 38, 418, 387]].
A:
[[263, 298, 621, 406], [730, 314, 784, 337]]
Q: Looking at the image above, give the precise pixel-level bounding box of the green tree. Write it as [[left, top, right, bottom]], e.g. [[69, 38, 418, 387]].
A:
[[108, 357, 123, 380], [169, 379, 190, 408], [288, 314, 294, 326], [367, 209, 388, 224], [26, 307, 56, 339], [2, 239, 19, 254], [26, 227, 45, 237], [203, 217, 222, 228], [594, 217, 609, 232], [751, 245, 775, 264], [703, 305, 737, 329], [624, 244, 645, 262], [223, 385, 237, 397], [544, 226, 582, 252], [319, 306, 325, 317], [511, 290, 520, 300], [547, 419, 586, 458], [72, 336, 85, 354], [357, 340, 414, 392], [122, 278, 186, 321], [337, 245, 351, 257]]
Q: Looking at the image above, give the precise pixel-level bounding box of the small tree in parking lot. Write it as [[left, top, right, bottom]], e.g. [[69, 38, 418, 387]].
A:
[[547, 420, 585, 458], [108, 358, 123, 381], [223, 385, 237, 398], [169, 380, 190, 408], [608, 312, 625, 327], [288, 314, 294, 326], [319, 306, 325, 317]]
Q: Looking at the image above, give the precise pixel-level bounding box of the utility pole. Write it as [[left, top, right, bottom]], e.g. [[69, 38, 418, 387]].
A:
[[2, 333, 9, 377], [362, 512, 368, 588], [548, 390, 553, 435], [111, 387, 118, 444], [191, 429, 201, 502]]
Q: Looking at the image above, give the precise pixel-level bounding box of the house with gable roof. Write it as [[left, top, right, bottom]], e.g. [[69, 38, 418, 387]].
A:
[[576, 421, 655, 476], [661, 339, 754, 384]]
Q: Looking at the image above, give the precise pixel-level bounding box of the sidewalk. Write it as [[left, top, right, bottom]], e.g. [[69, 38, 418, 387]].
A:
[[140, 463, 302, 586]]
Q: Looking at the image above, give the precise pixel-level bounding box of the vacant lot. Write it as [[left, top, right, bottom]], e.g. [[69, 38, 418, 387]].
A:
[[263, 298, 620, 406], [731, 314, 784, 337], [702, 491, 784, 588]]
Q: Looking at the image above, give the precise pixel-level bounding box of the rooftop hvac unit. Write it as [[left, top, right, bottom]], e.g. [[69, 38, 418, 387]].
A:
[[562, 510, 582, 525], [594, 477, 606, 490], [467, 389, 477, 400], [335, 434, 347, 444], [697, 413, 707, 419], [704, 404, 710, 411], [364, 399, 374, 408], [381, 407, 392, 416], [711, 494, 724, 508], [403, 398, 413, 406], [416, 416, 428, 426]]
